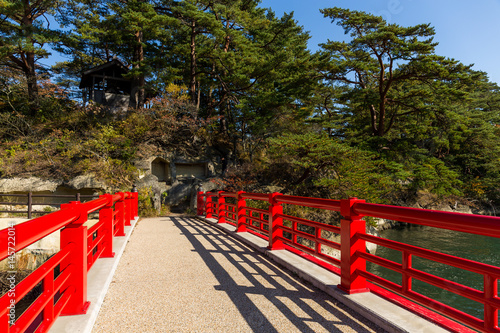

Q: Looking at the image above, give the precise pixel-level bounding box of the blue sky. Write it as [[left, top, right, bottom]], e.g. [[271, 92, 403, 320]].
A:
[[260, 0, 500, 84]]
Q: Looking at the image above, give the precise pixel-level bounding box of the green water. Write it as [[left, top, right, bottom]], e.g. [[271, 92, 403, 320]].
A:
[[366, 224, 500, 322]]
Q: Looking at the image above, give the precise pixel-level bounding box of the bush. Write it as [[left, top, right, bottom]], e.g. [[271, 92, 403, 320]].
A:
[[137, 187, 158, 217]]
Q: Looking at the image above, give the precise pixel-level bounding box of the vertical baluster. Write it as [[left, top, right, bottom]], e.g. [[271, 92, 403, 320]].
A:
[[43, 269, 55, 324], [293, 221, 297, 245], [315, 226, 321, 255], [214, 195, 219, 221], [402, 252, 412, 294], [484, 275, 498, 331]]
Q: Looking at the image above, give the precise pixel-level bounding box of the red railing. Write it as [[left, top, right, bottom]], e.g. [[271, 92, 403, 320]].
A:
[[0, 191, 139, 333], [197, 191, 500, 333]]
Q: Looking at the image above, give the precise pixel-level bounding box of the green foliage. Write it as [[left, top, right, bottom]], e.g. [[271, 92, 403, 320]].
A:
[[0, 0, 67, 109], [43, 206, 55, 213], [266, 132, 397, 203], [137, 186, 157, 217], [137, 187, 170, 217], [0, 93, 210, 189], [0, 68, 77, 119], [0, 2, 499, 211], [307, 7, 500, 208], [364, 216, 377, 228], [410, 157, 462, 196], [317, 7, 470, 139]]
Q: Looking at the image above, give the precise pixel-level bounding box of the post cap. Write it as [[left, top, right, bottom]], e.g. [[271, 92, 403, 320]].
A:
[[340, 198, 365, 218]]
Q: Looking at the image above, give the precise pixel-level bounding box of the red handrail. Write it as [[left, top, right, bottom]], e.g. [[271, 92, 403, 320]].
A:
[[241, 192, 269, 201], [0, 191, 139, 333], [197, 190, 500, 333], [1, 209, 77, 260], [221, 191, 237, 198], [81, 197, 108, 215], [276, 194, 341, 211], [353, 202, 500, 238]]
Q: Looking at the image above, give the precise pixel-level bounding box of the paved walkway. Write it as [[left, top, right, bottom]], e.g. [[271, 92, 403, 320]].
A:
[[92, 217, 384, 333]]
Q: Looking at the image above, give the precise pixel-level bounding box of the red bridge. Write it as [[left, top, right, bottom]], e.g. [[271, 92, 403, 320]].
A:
[[1, 190, 499, 332]]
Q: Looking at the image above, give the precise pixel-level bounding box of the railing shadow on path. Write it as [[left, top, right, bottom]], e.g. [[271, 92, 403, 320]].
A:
[[170, 216, 383, 333]]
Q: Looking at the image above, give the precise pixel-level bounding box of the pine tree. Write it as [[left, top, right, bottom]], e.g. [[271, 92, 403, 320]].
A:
[[55, 0, 167, 107], [156, 2, 314, 162], [317, 7, 468, 138], [0, 0, 63, 114]]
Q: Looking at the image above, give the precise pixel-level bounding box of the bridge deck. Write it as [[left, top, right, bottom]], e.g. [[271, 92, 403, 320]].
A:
[[91, 216, 383, 333]]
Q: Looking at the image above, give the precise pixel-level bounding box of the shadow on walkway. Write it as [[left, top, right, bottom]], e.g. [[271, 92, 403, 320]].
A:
[[170, 216, 381, 333]]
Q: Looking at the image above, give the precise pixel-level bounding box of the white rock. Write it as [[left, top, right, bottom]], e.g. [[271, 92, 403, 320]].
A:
[[66, 174, 108, 190], [0, 177, 62, 193]]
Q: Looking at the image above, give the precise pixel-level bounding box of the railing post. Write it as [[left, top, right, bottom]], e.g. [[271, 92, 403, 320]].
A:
[[218, 191, 226, 224], [339, 197, 369, 294], [236, 191, 246, 232], [114, 193, 126, 237], [27, 192, 32, 219], [268, 192, 284, 250], [129, 192, 134, 221], [132, 192, 139, 218], [206, 193, 213, 219], [99, 194, 115, 258], [124, 192, 131, 226], [197, 191, 205, 216], [60, 201, 90, 315], [130, 192, 134, 221]]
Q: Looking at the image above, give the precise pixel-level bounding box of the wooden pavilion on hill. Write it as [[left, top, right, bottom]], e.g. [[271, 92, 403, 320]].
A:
[[79, 58, 132, 113]]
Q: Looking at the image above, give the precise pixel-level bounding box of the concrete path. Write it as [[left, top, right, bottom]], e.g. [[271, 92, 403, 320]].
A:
[[92, 217, 384, 333]]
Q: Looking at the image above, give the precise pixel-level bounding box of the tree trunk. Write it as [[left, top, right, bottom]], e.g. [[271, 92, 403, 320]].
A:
[[377, 100, 386, 137], [131, 31, 145, 108], [196, 81, 201, 110], [25, 54, 38, 116], [21, 7, 38, 115], [189, 21, 197, 105]]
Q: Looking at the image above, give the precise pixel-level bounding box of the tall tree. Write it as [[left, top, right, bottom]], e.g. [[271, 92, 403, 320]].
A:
[[55, 0, 167, 107], [317, 8, 468, 138], [0, 0, 62, 114], [110, 0, 165, 107], [156, 2, 314, 162], [155, 0, 220, 106]]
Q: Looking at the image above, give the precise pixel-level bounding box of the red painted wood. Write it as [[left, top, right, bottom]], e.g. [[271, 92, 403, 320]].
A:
[[199, 190, 500, 332], [0, 192, 138, 332]]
